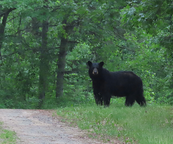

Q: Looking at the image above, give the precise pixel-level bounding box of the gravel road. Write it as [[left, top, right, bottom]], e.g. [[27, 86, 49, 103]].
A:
[[0, 109, 122, 144]]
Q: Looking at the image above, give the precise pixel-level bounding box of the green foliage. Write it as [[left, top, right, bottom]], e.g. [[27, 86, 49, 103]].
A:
[[57, 103, 173, 144], [42, 92, 94, 109], [0, 122, 16, 144], [0, 0, 173, 108], [120, 0, 173, 104]]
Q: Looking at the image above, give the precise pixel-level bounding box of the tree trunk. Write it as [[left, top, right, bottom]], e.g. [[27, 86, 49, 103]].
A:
[[56, 37, 67, 98], [38, 20, 49, 107], [0, 8, 15, 59]]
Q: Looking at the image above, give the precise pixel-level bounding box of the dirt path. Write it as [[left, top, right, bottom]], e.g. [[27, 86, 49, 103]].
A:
[[0, 109, 121, 144]]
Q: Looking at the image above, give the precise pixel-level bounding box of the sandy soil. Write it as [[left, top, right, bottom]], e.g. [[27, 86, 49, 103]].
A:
[[0, 109, 122, 144]]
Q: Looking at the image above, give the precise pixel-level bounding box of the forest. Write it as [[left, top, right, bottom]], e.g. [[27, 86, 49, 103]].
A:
[[1, 0, 173, 143], [0, 0, 173, 109]]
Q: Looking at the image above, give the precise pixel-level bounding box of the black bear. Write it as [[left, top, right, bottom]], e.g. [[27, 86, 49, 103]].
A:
[[87, 61, 146, 107]]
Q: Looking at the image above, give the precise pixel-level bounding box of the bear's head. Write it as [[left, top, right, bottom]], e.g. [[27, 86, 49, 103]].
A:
[[87, 61, 104, 78]]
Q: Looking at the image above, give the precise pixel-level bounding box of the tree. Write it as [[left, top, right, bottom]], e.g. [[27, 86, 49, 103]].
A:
[[121, 0, 173, 104], [2, 0, 168, 108], [0, 7, 16, 60]]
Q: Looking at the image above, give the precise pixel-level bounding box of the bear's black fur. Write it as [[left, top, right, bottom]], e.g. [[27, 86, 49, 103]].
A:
[[87, 61, 146, 107]]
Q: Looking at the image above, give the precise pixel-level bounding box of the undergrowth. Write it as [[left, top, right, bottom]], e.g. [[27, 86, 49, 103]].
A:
[[56, 100, 173, 144]]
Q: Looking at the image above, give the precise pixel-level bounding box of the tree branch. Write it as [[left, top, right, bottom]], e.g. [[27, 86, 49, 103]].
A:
[[0, 8, 16, 18]]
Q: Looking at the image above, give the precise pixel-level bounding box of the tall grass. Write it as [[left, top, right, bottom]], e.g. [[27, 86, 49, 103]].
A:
[[56, 101, 173, 144]]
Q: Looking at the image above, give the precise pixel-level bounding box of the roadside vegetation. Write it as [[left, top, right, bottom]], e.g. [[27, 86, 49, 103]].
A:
[[56, 99, 173, 144], [0, 122, 17, 144]]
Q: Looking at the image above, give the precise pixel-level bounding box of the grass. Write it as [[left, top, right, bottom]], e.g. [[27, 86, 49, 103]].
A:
[[0, 122, 17, 144], [56, 100, 173, 144]]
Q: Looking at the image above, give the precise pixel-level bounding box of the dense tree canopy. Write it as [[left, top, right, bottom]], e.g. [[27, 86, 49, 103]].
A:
[[0, 0, 172, 108]]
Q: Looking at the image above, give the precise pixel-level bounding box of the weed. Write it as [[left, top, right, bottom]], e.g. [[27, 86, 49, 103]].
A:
[[56, 101, 173, 144], [0, 122, 17, 144]]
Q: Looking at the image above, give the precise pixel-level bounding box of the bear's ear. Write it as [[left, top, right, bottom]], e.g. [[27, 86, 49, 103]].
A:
[[87, 61, 92, 67], [99, 61, 104, 67]]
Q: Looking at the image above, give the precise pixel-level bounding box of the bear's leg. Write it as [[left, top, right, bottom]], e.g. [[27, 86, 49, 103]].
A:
[[103, 93, 111, 107], [125, 95, 135, 106], [94, 90, 103, 105], [135, 90, 146, 106], [95, 95, 103, 105], [136, 96, 146, 106]]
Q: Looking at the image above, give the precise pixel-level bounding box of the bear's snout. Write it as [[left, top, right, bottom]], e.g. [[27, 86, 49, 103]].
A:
[[92, 68, 98, 75]]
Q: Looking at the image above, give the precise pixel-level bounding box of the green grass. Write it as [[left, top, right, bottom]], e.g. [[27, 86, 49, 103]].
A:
[[56, 101, 173, 144], [0, 122, 17, 144]]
